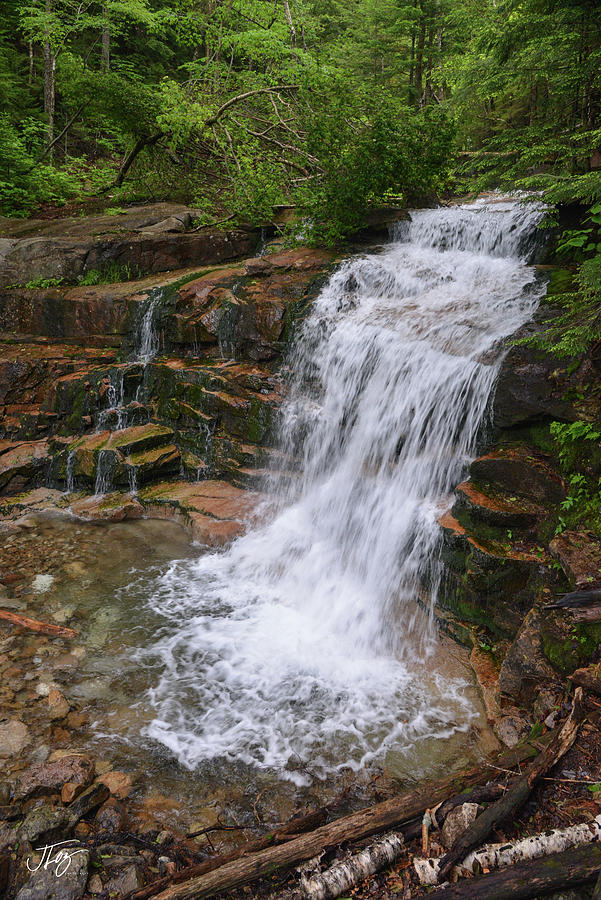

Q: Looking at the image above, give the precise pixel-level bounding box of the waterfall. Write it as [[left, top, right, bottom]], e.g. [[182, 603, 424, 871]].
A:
[[136, 197, 546, 781], [136, 291, 160, 365], [94, 449, 116, 496], [65, 450, 76, 493]]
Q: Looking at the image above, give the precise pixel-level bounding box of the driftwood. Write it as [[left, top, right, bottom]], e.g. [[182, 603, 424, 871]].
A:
[[403, 781, 510, 843], [432, 842, 601, 900], [128, 808, 330, 900], [0, 608, 78, 638], [141, 742, 544, 900], [571, 666, 601, 697], [297, 832, 404, 900], [436, 688, 584, 883], [414, 814, 601, 884]]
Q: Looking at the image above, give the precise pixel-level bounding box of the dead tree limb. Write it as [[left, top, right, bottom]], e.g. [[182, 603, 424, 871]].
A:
[[431, 842, 601, 900], [0, 608, 78, 638], [204, 86, 299, 127], [571, 667, 601, 696], [25, 103, 85, 172], [436, 688, 584, 883], [141, 743, 544, 900], [415, 814, 601, 884], [298, 832, 404, 900], [109, 131, 165, 189]]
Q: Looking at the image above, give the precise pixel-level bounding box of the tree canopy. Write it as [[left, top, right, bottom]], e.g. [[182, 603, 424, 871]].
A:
[[1, 0, 600, 237]]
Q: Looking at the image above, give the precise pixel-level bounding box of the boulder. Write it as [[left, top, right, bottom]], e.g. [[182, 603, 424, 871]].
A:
[[0, 203, 258, 288], [15, 754, 94, 800], [15, 848, 89, 900], [498, 607, 558, 701]]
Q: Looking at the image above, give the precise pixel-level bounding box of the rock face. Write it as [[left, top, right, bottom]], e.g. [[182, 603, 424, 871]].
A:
[[438, 273, 601, 704], [0, 232, 333, 546], [0, 203, 258, 288], [0, 243, 333, 486]]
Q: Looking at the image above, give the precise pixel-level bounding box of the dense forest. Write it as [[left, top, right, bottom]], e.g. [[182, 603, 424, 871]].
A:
[[1, 0, 600, 240]]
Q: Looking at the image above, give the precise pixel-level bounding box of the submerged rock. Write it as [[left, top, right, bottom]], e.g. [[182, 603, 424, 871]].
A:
[[0, 718, 30, 758]]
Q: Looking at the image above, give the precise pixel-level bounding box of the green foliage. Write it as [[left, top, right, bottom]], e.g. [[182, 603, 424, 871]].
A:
[[25, 276, 63, 288], [550, 421, 601, 537], [79, 262, 140, 284]]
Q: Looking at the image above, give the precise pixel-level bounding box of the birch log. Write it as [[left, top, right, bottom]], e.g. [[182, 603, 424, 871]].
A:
[[436, 688, 584, 883], [299, 832, 404, 900], [414, 814, 601, 884]]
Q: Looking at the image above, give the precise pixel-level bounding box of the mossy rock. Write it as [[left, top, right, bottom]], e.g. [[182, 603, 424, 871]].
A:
[[540, 611, 601, 674]]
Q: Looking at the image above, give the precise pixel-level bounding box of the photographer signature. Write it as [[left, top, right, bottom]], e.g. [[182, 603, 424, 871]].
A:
[[26, 841, 87, 877]]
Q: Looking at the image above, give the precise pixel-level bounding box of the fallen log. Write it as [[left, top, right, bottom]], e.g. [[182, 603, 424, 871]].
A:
[[278, 832, 405, 900], [143, 743, 544, 900], [0, 608, 78, 639], [571, 666, 601, 697], [436, 688, 584, 883], [431, 842, 601, 900], [129, 808, 330, 900], [414, 813, 601, 884]]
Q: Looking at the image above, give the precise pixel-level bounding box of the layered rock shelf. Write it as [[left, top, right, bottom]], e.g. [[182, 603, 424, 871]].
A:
[[437, 301, 601, 720], [0, 211, 335, 538]]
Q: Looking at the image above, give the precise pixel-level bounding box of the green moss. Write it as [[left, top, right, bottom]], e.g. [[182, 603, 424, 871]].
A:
[[541, 620, 601, 674]]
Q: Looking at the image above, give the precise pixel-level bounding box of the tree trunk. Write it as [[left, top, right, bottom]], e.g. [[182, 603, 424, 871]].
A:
[[414, 4, 426, 109], [101, 11, 110, 71], [430, 843, 601, 900], [283, 0, 297, 48], [43, 0, 56, 158]]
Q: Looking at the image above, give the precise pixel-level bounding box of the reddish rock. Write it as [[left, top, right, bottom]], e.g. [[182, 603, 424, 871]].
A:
[[48, 688, 70, 719], [549, 530, 601, 588], [61, 781, 84, 803], [96, 770, 134, 799], [15, 753, 94, 799]]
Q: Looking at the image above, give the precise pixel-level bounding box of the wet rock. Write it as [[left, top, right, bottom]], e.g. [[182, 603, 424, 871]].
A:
[[96, 771, 133, 799], [18, 805, 71, 843], [61, 783, 83, 804], [48, 689, 70, 720], [87, 874, 103, 895], [469, 448, 565, 506], [0, 718, 30, 757], [95, 799, 125, 833], [498, 607, 558, 701], [103, 860, 144, 895], [494, 715, 529, 748], [16, 754, 94, 800], [539, 607, 601, 674], [0, 822, 18, 852], [0, 441, 50, 497], [549, 530, 601, 588], [469, 647, 501, 724], [441, 803, 480, 850], [15, 847, 89, 900]]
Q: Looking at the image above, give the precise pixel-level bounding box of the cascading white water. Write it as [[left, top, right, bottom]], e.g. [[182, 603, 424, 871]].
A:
[[135, 198, 546, 782], [137, 292, 160, 365]]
